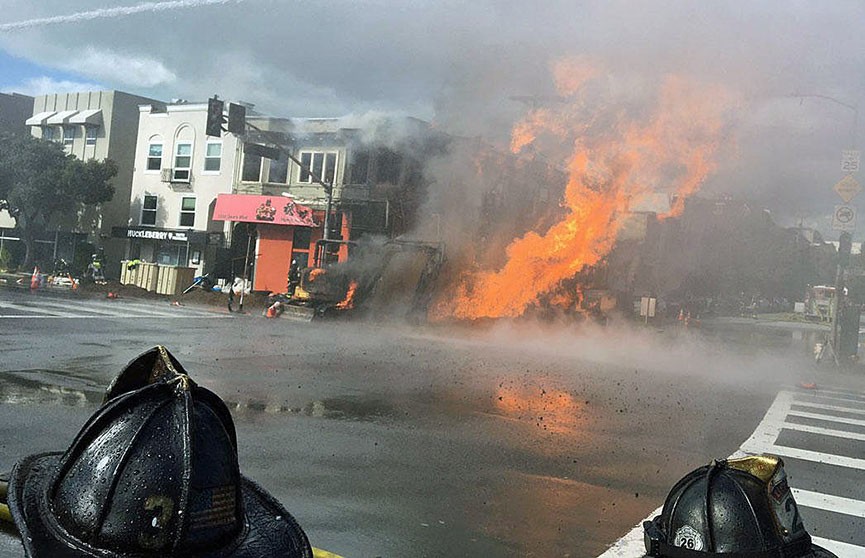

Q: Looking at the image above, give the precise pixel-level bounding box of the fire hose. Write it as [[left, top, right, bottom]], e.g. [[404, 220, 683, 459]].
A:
[[0, 479, 342, 558]]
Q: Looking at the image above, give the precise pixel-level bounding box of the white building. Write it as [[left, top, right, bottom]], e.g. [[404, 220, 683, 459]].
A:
[[123, 100, 253, 274]]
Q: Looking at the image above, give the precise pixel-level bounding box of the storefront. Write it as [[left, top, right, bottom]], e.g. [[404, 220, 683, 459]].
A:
[[212, 194, 322, 293], [112, 226, 211, 274]]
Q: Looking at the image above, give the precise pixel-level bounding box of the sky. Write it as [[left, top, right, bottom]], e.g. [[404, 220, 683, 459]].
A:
[[2, 0, 865, 235]]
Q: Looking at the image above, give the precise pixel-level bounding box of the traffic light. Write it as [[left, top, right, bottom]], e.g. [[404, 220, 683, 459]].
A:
[[206, 96, 224, 137], [227, 103, 246, 135], [839, 231, 853, 268]]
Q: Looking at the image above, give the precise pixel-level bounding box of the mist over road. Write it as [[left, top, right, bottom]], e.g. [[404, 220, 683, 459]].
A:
[[0, 292, 836, 556]]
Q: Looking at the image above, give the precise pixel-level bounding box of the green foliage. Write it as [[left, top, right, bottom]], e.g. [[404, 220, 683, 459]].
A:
[[0, 133, 117, 267]]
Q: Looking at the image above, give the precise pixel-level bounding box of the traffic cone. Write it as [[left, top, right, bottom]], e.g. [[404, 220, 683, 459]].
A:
[[30, 266, 40, 290], [266, 304, 277, 318], [677, 309, 684, 321], [107, 292, 118, 299]]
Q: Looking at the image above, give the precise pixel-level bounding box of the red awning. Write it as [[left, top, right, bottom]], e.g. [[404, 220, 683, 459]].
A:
[[213, 194, 317, 227]]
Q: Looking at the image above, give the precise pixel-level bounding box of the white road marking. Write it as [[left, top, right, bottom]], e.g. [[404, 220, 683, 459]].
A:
[[598, 388, 865, 557], [0, 300, 80, 317], [790, 400, 865, 416], [792, 488, 865, 518], [788, 410, 865, 428], [810, 536, 865, 557], [782, 421, 865, 442]]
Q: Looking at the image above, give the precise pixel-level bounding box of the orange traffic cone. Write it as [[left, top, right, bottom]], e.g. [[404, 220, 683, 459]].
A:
[[677, 309, 684, 321], [30, 266, 40, 290], [266, 304, 277, 318], [107, 292, 118, 299]]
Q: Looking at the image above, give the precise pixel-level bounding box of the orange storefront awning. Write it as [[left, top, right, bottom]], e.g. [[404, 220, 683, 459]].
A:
[[213, 194, 317, 227]]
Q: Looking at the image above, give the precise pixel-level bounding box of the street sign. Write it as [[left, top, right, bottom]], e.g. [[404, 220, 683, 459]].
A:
[[832, 204, 857, 231], [842, 150, 860, 173], [833, 175, 861, 203]]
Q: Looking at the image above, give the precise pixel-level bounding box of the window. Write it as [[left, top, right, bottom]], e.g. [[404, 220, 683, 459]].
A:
[[293, 227, 311, 250], [349, 150, 370, 184], [376, 148, 402, 184], [173, 142, 192, 182], [299, 151, 337, 184], [63, 125, 76, 145], [204, 141, 221, 172], [147, 142, 162, 171], [42, 127, 56, 141], [242, 152, 262, 182], [85, 127, 97, 146], [267, 154, 288, 184], [180, 196, 195, 227], [141, 195, 157, 226]]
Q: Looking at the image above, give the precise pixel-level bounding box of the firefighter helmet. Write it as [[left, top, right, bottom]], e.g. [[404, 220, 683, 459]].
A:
[[7, 347, 313, 557], [643, 455, 836, 557]]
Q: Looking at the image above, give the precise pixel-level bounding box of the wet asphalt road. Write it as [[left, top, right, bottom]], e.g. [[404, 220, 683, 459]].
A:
[[0, 290, 844, 557]]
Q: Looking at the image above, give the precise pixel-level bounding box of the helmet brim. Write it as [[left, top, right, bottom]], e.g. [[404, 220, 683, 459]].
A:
[[8, 452, 313, 558], [807, 546, 840, 558]]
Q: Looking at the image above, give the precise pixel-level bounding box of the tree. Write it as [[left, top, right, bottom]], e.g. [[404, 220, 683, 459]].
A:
[[0, 133, 117, 269]]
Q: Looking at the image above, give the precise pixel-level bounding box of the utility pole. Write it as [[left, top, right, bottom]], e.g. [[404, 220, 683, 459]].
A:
[[793, 93, 860, 364]]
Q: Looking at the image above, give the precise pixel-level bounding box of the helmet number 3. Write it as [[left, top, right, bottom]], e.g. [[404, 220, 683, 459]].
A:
[[138, 495, 175, 549], [674, 525, 704, 551]]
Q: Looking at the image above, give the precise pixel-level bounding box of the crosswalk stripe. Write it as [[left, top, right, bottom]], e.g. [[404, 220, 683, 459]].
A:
[[793, 393, 865, 408], [793, 488, 865, 518], [740, 442, 865, 470], [0, 298, 227, 319], [791, 400, 865, 416], [782, 421, 865, 441], [0, 300, 79, 317], [810, 536, 865, 557], [788, 410, 865, 428], [599, 387, 865, 557]]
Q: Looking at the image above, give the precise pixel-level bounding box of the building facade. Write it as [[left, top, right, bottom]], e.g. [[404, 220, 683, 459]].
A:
[[24, 90, 162, 276], [122, 100, 251, 275], [222, 116, 445, 292]]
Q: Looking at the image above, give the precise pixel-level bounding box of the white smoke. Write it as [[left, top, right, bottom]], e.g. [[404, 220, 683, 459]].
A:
[[0, 0, 247, 32]]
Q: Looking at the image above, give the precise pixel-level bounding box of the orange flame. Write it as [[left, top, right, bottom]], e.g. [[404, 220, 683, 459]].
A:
[[336, 280, 358, 310], [433, 61, 733, 320], [308, 268, 326, 281]]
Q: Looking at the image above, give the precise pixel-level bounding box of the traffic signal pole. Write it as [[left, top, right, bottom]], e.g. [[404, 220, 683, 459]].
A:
[[206, 97, 336, 240]]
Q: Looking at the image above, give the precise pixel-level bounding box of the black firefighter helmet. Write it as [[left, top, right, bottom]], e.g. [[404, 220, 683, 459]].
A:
[[643, 455, 836, 557], [7, 346, 313, 557]]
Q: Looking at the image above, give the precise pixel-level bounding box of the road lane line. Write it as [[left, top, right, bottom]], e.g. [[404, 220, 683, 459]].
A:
[[792, 488, 865, 518], [810, 536, 865, 557], [782, 421, 865, 441]]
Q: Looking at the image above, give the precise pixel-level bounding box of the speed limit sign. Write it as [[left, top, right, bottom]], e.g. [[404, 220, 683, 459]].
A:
[[833, 204, 857, 231]]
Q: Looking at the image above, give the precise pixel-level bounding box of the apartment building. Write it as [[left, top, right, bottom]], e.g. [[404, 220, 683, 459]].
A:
[[25, 90, 162, 276], [121, 100, 256, 275]]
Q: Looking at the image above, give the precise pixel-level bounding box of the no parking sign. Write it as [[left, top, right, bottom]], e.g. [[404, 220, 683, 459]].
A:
[[832, 204, 857, 231]]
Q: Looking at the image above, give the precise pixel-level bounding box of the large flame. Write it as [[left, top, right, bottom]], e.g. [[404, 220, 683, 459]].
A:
[[433, 61, 733, 320]]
